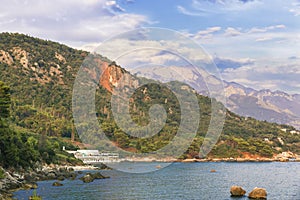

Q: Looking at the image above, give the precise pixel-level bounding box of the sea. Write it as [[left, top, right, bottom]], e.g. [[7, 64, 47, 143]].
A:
[[14, 162, 300, 200]]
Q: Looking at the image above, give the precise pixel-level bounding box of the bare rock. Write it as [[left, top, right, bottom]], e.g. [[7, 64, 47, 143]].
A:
[[23, 183, 38, 190], [80, 174, 94, 183], [92, 172, 107, 179], [57, 176, 65, 181], [52, 181, 63, 187], [248, 187, 267, 199], [230, 186, 246, 196], [0, 50, 14, 65]]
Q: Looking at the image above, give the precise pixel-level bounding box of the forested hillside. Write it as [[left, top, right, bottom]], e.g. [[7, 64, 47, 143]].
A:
[[0, 81, 80, 169], [0, 32, 299, 167]]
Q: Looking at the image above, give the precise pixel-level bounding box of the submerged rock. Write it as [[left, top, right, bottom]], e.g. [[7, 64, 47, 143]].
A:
[[80, 174, 94, 183], [52, 181, 63, 187], [80, 172, 110, 183], [57, 176, 65, 181], [248, 187, 267, 199], [23, 183, 38, 190], [92, 172, 109, 179], [69, 173, 77, 180], [46, 172, 57, 180], [230, 186, 246, 196]]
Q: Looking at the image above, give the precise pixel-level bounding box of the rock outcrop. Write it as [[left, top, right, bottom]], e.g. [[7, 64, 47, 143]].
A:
[[0, 50, 14, 65]]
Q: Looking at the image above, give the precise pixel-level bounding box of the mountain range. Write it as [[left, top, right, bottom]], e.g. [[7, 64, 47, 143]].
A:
[[131, 65, 300, 130]]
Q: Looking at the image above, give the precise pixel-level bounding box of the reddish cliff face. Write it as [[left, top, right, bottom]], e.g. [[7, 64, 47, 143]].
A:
[[100, 62, 124, 92], [96, 61, 139, 93], [86, 57, 138, 93]]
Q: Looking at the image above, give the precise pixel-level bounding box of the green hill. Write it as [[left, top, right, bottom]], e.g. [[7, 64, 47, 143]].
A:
[[0, 32, 299, 168]]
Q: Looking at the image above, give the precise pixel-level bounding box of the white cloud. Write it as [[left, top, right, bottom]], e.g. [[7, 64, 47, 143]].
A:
[[105, 0, 126, 12], [289, 8, 300, 16], [255, 37, 273, 42], [92, 37, 212, 69], [249, 24, 286, 33], [222, 62, 300, 93], [176, 5, 208, 17], [289, 1, 300, 16], [186, 23, 297, 57], [193, 27, 222, 39], [214, 56, 255, 70], [0, 0, 149, 46], [225, 27, 242, 36], [177, 0, 262, 16], [197, 27, 222, 35], [183, 22, 300, 93], [106, 1, 117, 6]]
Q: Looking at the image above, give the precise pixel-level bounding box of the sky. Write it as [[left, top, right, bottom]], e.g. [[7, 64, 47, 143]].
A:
[[0, 0, 300, 93]]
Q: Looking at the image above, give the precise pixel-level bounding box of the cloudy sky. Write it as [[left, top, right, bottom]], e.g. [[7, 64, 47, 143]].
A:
[[1, 0, 300, 93]]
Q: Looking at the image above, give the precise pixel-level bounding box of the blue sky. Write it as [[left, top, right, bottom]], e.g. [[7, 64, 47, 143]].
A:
[[0, 0, 300, 93]]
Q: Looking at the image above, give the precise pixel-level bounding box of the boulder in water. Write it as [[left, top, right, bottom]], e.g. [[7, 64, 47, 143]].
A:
[[92, 172, 106, 179], [80, 174, 94, 183], [248, 187, 267, 199], [52, 181, 63, 186], [46, 172, 57, 180], [24, 183, 38, 190], [230, 186, 246, 196]]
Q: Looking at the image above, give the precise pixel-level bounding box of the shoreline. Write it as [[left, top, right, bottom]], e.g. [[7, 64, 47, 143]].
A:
[[119, 157, 300, 163], [42, 164, 101, 171]]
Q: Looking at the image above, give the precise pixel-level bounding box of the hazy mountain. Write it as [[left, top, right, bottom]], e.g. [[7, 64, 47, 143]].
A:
[[132, 65, 300, 129], [224, 82, 300, 129]]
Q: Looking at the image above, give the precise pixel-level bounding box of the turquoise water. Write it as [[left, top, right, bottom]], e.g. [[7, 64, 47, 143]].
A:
[[14, 162, 300, 200]]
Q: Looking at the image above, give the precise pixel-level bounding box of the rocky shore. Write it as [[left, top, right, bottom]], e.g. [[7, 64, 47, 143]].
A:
[[0, 164, 110, 200], [180, 157, 300, 163], [122, 156, 300, 163], [120, 151, 299, 163]]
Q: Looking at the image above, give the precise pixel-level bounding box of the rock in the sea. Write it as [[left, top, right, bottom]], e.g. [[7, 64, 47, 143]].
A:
[[98, 163, 112, 170], [68, 167, 74, 172], [80, 172, 109, 183], [24, 183, 38, 190], [59, 167, 68, 173], [80, 174, 94, 183], [92, 172, 107, 179], [230, 186, 246, 196], [52, 181, 63, 187], [248, 187, 267, 199], [46, 172, 57, 180], [24, 173, 38, 182], [57, 176, 65, 181], [69, 173, 77, 180]]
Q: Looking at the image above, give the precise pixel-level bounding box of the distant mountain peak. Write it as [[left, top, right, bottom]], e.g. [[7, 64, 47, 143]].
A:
[[130, 64, 300, 129]]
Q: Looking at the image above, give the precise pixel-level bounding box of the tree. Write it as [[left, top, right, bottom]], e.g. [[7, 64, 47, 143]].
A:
[[0, 81, 10, 120]]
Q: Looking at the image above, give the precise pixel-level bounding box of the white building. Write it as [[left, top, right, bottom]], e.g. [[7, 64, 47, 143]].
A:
[[65, 148, 120, 164]]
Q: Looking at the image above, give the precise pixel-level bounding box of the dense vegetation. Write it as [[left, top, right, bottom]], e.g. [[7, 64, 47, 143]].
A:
[[0, 81, 80, 169], [0, 32, 299, 169]]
